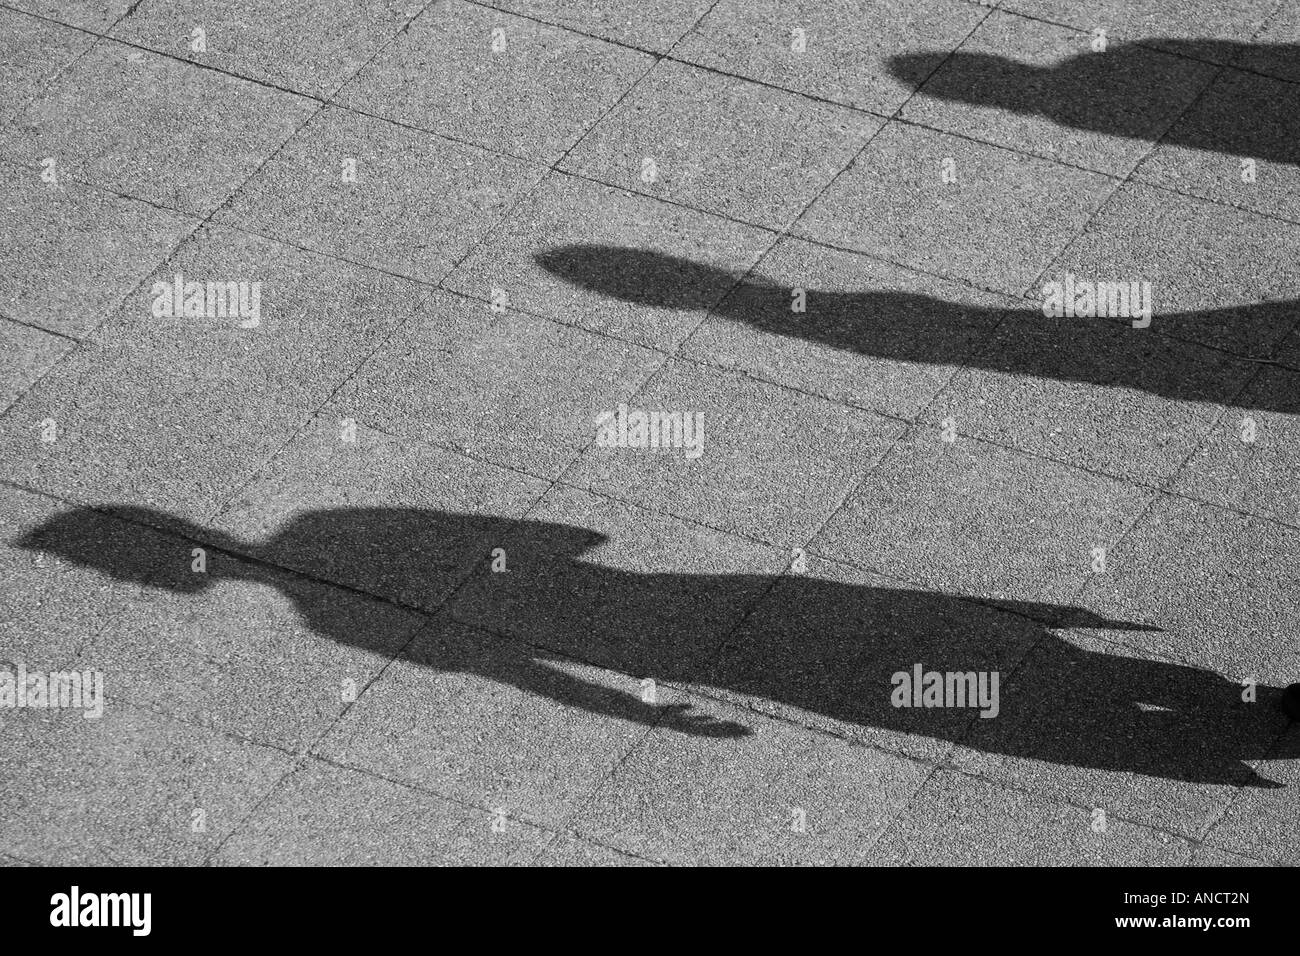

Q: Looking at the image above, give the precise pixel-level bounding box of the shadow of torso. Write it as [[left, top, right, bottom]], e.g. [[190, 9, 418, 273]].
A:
[[239, 507, 1292, 788]]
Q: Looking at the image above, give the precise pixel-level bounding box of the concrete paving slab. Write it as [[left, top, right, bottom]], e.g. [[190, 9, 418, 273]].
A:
[[0, 318, 75, 414], [329, 289, 665, 478], [1074, 494, 1300, 681], [1201, 725, 1300, 864], [1135, 68, 1300, 223], [1173, 365, 1300, 527], [900, 11, 1218, 176], [5, 0, 130, 32], [0, 702, 293, 865], [4, 0, 1297, 867], [812, 431, 1154, 604], [1003, 0, 1284, 63], [681, 237, 1019, 418], [949, 633, 1288, 837], [68, 545, 425, 752], [872, 768, 1196, 865], [0, 344, 310, 527], [315, 613, 653, 828], [445, 172, 776, 352], [567, 358, 906, 546], [793, 121, 1116, 294], [88, 222, 426, 410], [449, 805, 561, 864], [447, 482, 787, 675], [571, 692, 933, 865], [212, 418, 550, 611], [1189, 844, 1270, 865], [213, 758, 551, 865], [0, 485, 179, 670], [110, 0, 427, 99], [335, 0, 654, 164], [0, 163, 198, 337], [704, 555, 1044, 760], [0, 8, 96, 127], [1046, 181, 1300, 361], [1231, 9, 1300, 82], [674, 0, 988, 114], [924, 313, 1256, 484], [476, 0, 714, 53], [216, 106, 547, 284], [561, 60, 881, 230], [532, 832, 658, 865], [0, 39, 318, 216]]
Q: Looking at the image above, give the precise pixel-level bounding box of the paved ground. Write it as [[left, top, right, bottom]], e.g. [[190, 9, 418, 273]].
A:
[[2, 0, 1298, 866]]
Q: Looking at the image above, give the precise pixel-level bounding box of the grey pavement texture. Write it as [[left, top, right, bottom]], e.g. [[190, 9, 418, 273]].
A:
[[1, 0, 1297, 867]]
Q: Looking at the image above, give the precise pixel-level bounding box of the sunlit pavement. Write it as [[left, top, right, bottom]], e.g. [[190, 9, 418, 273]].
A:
[[1, 0, 1297, 866]]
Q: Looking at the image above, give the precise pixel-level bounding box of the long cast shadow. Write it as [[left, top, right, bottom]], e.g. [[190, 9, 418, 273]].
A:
[[18, 505, 1297, 788], [535, 245, 1300, 413], [889, 41, 1300, 167]]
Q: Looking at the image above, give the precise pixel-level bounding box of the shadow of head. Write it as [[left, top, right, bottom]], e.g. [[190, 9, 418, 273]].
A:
[[14, 505, 236, 594], [13, 504, 615, 596], [534, 244, 743, 310], [886, 45, 1186, 118], [886, 49, 956, 88], [887, 42, 1300, 165]]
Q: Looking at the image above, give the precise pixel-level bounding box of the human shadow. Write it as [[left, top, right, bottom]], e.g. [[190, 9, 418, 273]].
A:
[[18, 504, 1297, 788], [535, 245, 1300, 413], [888, 41, 1300, 167]]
